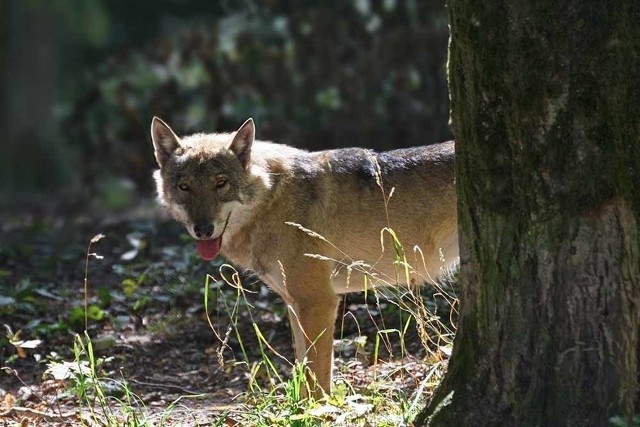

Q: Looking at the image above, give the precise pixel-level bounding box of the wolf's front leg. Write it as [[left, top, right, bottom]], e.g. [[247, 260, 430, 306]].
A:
[[286, 274, 339, 398]]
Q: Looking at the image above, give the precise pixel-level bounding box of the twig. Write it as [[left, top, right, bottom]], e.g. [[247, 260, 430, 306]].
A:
[[84, 234, 105, 331]]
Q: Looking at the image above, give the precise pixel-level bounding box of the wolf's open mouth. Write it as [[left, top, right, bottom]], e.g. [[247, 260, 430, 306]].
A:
[[194, 213, 231, 261], [196, 238, 221, 261]]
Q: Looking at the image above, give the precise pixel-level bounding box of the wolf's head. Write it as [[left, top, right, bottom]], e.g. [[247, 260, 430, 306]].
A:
[[151, 117, 256, 261]]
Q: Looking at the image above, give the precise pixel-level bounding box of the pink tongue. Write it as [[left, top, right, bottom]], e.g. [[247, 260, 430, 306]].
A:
[[196, 238, 221, 261]]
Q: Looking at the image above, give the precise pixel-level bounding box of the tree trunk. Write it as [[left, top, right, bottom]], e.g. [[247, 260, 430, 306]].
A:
[[417, 1, 640, 426]]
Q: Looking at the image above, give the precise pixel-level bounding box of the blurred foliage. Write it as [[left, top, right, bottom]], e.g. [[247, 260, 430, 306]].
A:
[[48, 0, 110, 47], [63, 0, 450, 192]]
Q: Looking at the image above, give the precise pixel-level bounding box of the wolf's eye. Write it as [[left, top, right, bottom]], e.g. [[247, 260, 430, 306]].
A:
[[215, 179, 228, 189], [178, 183, 190, 192]]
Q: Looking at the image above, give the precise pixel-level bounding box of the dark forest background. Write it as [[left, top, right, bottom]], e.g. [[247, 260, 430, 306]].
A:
[[0, 0, 450, 203]]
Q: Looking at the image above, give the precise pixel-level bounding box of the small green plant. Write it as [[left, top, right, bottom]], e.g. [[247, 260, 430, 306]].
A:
[[44, 233, 189, 426], [49, 332, 149, 426], [41, 234, 145, 425]]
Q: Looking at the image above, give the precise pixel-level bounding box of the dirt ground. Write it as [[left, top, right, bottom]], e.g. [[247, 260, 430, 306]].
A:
[[0, 197, 452, 426]]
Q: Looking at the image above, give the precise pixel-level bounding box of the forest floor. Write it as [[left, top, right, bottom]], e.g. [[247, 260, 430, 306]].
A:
[[0, 195, 456, 426]]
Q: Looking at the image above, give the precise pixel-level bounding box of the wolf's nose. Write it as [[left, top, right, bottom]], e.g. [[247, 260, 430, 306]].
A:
[[194, 223, 214, 239]]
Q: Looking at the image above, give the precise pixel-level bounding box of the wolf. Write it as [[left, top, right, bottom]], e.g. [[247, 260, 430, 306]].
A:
[[151, 117, 458, 398]]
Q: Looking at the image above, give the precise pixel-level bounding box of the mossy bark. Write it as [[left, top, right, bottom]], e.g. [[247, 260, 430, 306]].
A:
[[416, 1, 640, 425]]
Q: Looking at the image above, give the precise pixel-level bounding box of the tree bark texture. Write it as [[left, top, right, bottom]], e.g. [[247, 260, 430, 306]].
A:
[[418, 1, 640, 426]]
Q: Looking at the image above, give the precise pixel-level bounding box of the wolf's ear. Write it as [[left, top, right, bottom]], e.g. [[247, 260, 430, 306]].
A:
[[151, 117, 181, 168], [229, 118, 254, 170]]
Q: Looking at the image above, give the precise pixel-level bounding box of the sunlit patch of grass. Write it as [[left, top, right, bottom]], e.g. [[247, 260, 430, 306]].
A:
[[203, 244, 457, 426]]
